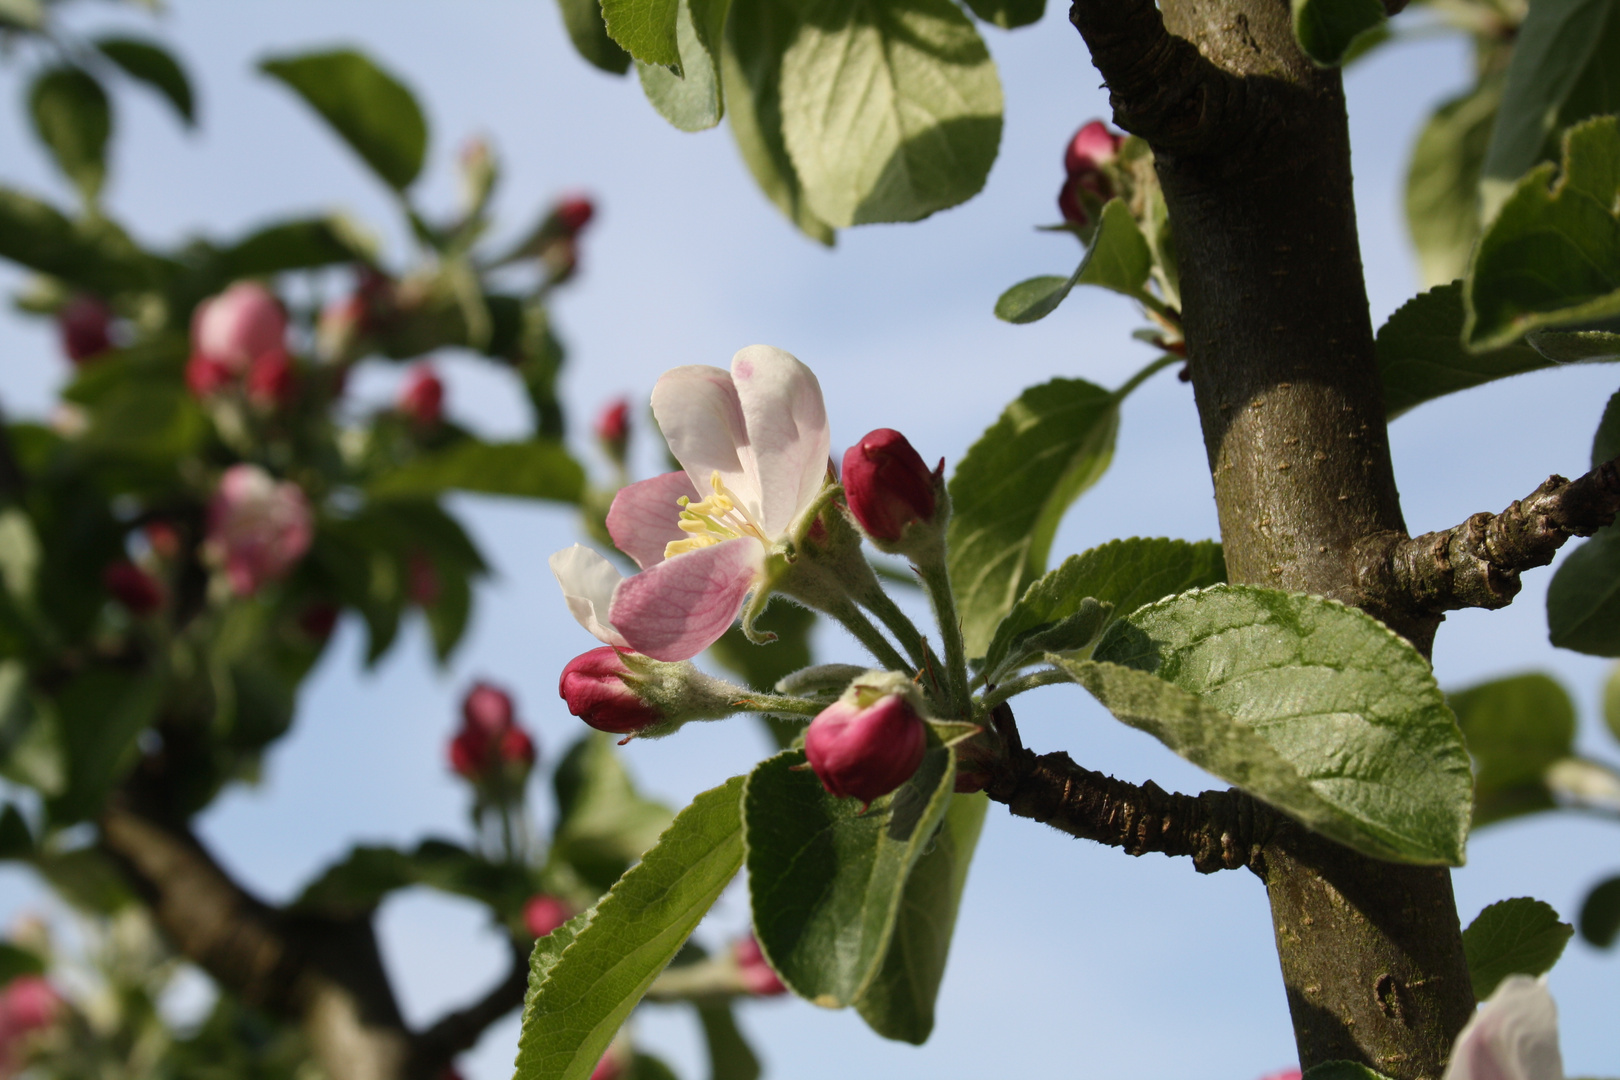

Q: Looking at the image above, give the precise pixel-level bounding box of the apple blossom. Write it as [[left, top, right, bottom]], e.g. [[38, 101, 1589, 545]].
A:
[[192, 282, 287, 373], [549, 345, 831, 661], [1442, 975, 1563, 1080], [203, 465, 314, 596], [805, 672, 928, 806]]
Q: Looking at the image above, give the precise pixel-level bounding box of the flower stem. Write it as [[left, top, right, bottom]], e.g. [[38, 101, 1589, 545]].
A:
[[824, 598, 914, 674], [733, 693, 822, 718], [915, 558, 971, 719], [859, 585, 930, 668], [978, 667, 1071, 714]]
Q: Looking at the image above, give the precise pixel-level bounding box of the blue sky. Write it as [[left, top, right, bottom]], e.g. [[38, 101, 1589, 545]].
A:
[[1, 3, 1617, 1078]]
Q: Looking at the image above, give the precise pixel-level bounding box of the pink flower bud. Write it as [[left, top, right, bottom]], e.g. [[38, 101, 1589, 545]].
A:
[[103, 561, 164, 616], [805, 687, 926, 806], [192, 282, 287, 373], [245, 348, 298, 410], [0, 975, 62, 1066], [524, 894, 573, 938], [841, 429, 938, 542], [58, 295, 113, 365], [1063, 119, 1123, 176], [448, 730, 484, 779], [407, 551, 440, 606], [203, 465, 314, 597], [558, 647, 666, 735], [398, 364, 444, 426], [594, 399, 630, 451], [556, 195, 595, 237], [462, 681, 515, 736], [733, 934, 786, 996], [590, 1052, 623, 1080], [185, 353, 235, 399], [500, 726, 536, 768]]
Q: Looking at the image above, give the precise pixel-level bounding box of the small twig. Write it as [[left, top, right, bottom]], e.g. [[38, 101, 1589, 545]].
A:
[[1355, 455, 1620, 615]]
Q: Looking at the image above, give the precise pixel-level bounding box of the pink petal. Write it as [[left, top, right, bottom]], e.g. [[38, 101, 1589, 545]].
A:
[[1443, 975, 1563, 1080], [606, 471, 700, 570], [609, 537, 763, 661], [549, 545, 630, 648], [651, 365, 764, 524], [730, 346, 830, 536]]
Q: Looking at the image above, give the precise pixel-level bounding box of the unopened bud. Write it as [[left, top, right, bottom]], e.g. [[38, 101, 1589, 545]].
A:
[[0, 975, 62, 1037], [459, 136, 498, 214], [1063, 119, 1123, 176], [246, 348, 298, 410], [58, 295, 113, 365], [841, 428, 941, 544], [463, 681, 515, 736], [558, 647, 744, 739], [559, 647, 666, 735], [144, 521, 182, 560], [103, 561, 164, 616], [185, 353, 235, 398], [594, 398, 630, 466], [555, 194, 595, 237], [524, 894, 573, 938], [501, 726, 536, 768], [448, 681, 538, 784], [192, 282, 287, 373], [733, 934, 786, 996], [804, 671, 927, 806], [399, 364, 444, 427], [1058, 120, 1123, 227]]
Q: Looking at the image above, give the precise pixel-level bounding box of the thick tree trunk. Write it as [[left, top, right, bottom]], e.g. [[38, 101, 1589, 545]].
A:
[[1068, 0, 1477, 1073]]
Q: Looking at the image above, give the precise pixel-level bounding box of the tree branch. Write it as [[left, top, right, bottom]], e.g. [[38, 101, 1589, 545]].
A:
[[1356, 455, 1620, 616], [980, 705, 1279, 873], [410, 940, 530, 1072]]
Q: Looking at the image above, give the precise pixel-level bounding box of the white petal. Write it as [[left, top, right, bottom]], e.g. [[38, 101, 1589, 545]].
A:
[[1443, 975, 1563, 1080], [548, 545, 630, 648], [651, 365, 764, 523], [730, 345, 830, 536]]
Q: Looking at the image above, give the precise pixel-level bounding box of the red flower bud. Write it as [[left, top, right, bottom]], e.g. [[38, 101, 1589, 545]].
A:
[[733, 934, 786, 996], [246, 347, 298, 409], [103, 561, 164, 616], [398, 364, 444, 427], [841, 428, 938, 542], [524, 894, 573, 938], [0, 975, 62, 1041], [590, 1052, 623, 1080], [594, 398, 630, 452], [558, 647, 664, 735], [185, 353, 235, 398], [407, 551, 440, 607], [556, 195, 595, 237], [299, 601, 340, 641], [58, 295, 113, 365], [500, 725, 536, 768], [462, 681, 515, 736], [1063, 120, 1123, 176], [804, 689, 926, 806], [144, 521, 182, 560], [448, 730, 485, 779]]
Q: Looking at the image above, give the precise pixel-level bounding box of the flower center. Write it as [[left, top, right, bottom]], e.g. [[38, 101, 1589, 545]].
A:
[[664, 472, 770, 559]]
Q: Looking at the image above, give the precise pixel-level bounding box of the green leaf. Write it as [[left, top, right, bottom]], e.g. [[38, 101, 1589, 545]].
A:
[[961, 0, 1045, 29], [994, 198, 1153, 323], [1448, 672, 1576, 826], [513, 775, 746, 1080], [0, 803, 32, 860], [1466, 116, 1620, 350], [696, 1003, 761, 1080], [779, 0, 1003, 227], [1547, 526, 1620, 656], [1375, 283, 1558, 418], [602, 0, 682, 67], [1604, 662, 1620, 745], [853, 792, 986, 1043], [0, 187, 159, 295], [45, 665, 164, 824], [214, 216, 369, 279], [1480, 0, 1620, 208], [721, 0, 835, 244], [0, 943, 45, 986], [260, 49, 428, 191], [1302, 1063, 1397, 1080], [31, 846, 135, 913], [550, 733, 675, 896], [296, 839, 534, 918], [1462, 897, 1574, 998], [1290, 0, 1386, 66], [947, 377, 1120, 658], [1088, 585, 1474, 865], [367, 440, 585, 502], [1528, 325, 1620, 362], [744, 746, 955, 1009], [29, 66, 112, 202], [555, 0, 634, 74], [94, 37, 195, 125], [1578, 875, 1620, 947], [637, 0, 731, 131], [1405, 78, 1501, 289], [980, 537, 1225, 677], [0, 0, 44, 30]]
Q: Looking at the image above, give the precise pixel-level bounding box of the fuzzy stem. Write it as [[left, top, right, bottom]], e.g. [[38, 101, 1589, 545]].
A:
[[978, 668, 1072, 713], [823, 597, 914, 674], [858, 585, 930, 668], [733, 693, 822, 718], [915, 559, 972, 718]]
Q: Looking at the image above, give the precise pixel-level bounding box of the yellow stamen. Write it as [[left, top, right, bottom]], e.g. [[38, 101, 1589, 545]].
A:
[[663, 470, 772, 560]]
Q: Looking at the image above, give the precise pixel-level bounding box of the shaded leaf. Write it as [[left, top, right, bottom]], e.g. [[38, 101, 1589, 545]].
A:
[[779, 0, 1002, 227], [260, 49, 428, 191], [295, 838, 535, 919], [29, 66, 111, 202], [637, 0, 731, 131], [994, 198, 1152, 323], [1527, 326, 1620, 363], [1605, 662, 1620, 746], [1290, 0, 1385, 66], [853, 792, 986, 1043], [514, 776, 746, 1080], [95, 37, 195, 124], [550, 733, 675, 896], [0, 803, 32, 860], [1449, 672, 1576, 827], [1578, 874, 1620, 947], [214, 216, 369, 279], [1089, 585, 1474, 865], [555, 0, 634, 74], [962, 0, 1045, 29], [980, 537, 1225, 677], [0, 943, 44, 985], [0, 187, 159, 295], [1547, 526, 1620, 656], [31, 846, 135, 914], [696, 1002, 761, 1080], [368, 440, 585, 502], [46, 665, 164, 824], [1405, 78, 1500, 289], [948, 377, 1119, 658], [1466, 116, 1620, 350], [1462, 897, 1573, 998]]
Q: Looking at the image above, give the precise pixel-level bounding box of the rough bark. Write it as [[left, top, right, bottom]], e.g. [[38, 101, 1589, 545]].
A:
[[1068, 0, 1477, 1074]]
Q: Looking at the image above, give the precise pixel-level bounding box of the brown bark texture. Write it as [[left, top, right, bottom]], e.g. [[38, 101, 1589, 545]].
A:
[[1066, 0, 1478, 1074]]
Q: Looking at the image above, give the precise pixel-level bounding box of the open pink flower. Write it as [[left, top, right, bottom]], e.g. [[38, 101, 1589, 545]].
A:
[[550, 346, 830, 662], [203, 465, 314, 596], [1442, 975, 1563, 1080], [192, 282, 287, 374]]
